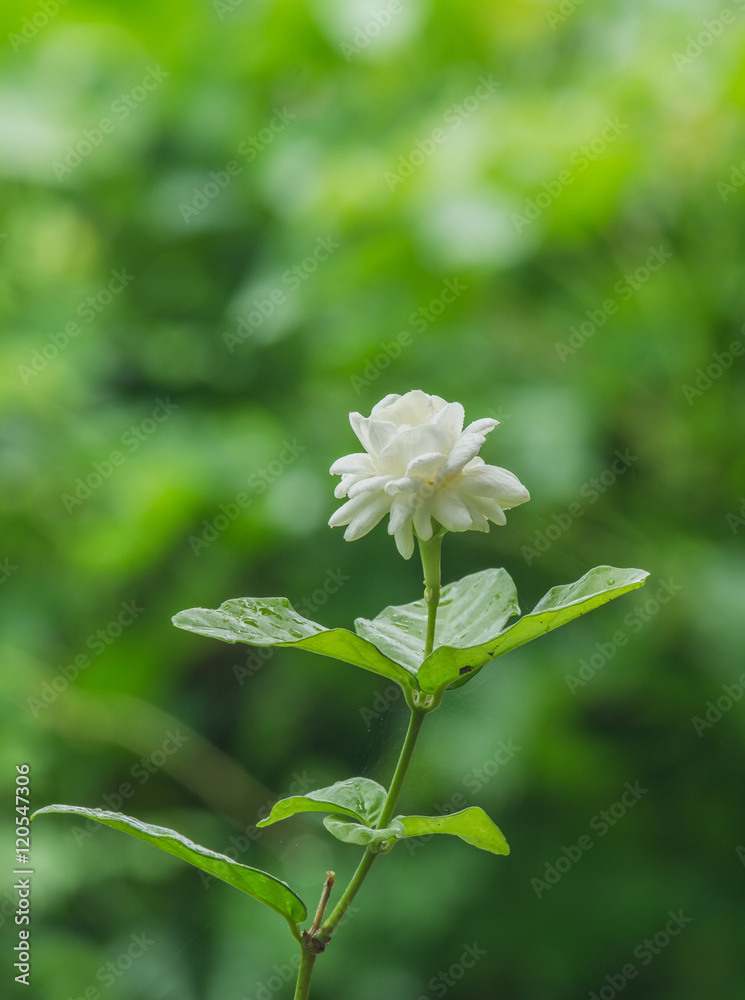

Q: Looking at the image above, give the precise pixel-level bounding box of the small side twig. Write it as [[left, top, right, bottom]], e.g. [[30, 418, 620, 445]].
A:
[[306, 871, 335, 946]]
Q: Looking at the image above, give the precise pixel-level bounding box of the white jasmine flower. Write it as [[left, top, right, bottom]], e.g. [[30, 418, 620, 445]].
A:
[[328, 391, 530, 558]]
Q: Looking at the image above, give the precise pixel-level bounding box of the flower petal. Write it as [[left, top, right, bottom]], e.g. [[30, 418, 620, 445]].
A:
[[330, 453, 375, 476], [431, 401, 465, 440], [348, 475, 395, 499], [369, 393, 402, 417], [350, 413, 398, 456], [372, 390, 441, 428], [432, 489, 476, 532], [463, 418, 498, 437], [379, 423, 451, 471], [344, 493, 392, 541], [385, 476, 418, 496], [438, 433, 488, 480], [394, 522, 415, 559], [458, 464, 530, 506], [388, 492, 417, 533], [329, 494, 374, 528], [412, 495, 434, 539], [405, 451, 447, 480], [334, 477, 356, 498], [465, 494, 507, 526]]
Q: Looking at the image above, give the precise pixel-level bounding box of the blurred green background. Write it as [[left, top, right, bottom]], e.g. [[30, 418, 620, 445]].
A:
[[2, 0, 744, 997]]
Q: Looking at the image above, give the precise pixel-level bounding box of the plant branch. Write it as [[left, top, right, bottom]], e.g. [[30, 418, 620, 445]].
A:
[[316, 705, 426, 945], [310, 871, 335, 935], [294, 872, 336, 1000], [376, 706, 426, 828], [293, 945, 316, 1000], [315, 846, 377, 946], [295, 532, 444, 996]]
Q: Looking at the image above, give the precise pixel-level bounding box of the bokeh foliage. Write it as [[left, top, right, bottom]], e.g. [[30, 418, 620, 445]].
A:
[[1, 0, 744, 997]]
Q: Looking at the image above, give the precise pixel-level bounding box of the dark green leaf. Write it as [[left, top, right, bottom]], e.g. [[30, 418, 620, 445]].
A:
[[396, 807, 509, 855], [417, 566, 649, 695], [257, 777, 388, 829], [32, 805, 306, 929], [323, 815, 404, 850], [173, 597, 417, 692], [355, 568, 519, 673]]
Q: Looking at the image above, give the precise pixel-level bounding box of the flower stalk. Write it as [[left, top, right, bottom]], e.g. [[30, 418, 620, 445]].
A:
[[418, 529, 443, 658]]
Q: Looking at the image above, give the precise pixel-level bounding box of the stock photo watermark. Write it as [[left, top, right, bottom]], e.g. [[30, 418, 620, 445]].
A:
[[238, 954, 302, 1000], [188, 438, 306, 554], [26, 601, 145, 717], [530, 781, 648, 898], [520, 450, 638, 565], [61, 399, 179, 513], [233, 569, 351, 685], [384, 77, 499, 190], [588, 911, 693, 1000], [222, 236, 341, 351], [403, 740, 521, 858], [350, 278, 466, 393], [691, 669, 745, 737], [0, 558, 18, 584], [12, 764, 33, 986], [414, 942, 487, 1000], [52, 67, 169, 179], [545, 0, 585, 30], [63, 932, 155, 999], [237, 907, 360, 1000], [339, 0, 413, 61], [512, 117, 628, 232], [673, 2, 745, 71], [717, 157, 745, 200], [564, 578, 682, 694], [359, 683, 404, 728], [681, 336, 743, 404], [69, 731, 190, 846], [725, 496, 745, 533], [200, 772, 316, 886], [18, 268, 135, 385], [179, 108, 296, 223], [555, 247, 672, 362], [8, 0, 70, 52]]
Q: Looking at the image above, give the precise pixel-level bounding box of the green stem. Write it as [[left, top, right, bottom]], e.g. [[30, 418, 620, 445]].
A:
[[293, 945, 316, 1000], [377, 706, 426, 828], [316, 706, 425, 946], [295, 532, 444, 996], [418, 533, 443, 658], [315, 847, 377, 945], [293, 872, 335, 1000]]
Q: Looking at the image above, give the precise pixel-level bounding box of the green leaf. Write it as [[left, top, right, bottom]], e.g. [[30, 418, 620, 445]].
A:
[[32, 805, 306, 930], [354, 568, 519, 673], [396, 807, 510, 856], [173, 597, 417, 692], [417, 566, 649, 695], [323, 815, 404, 850], [257, 777, 388, 829]]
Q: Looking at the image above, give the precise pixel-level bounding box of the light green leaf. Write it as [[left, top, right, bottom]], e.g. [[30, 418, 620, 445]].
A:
[[323, 815, 404, 850], [31, 805, 306, 931], [418, 566, 649, 695], [396, 807, 509, 856], [173, 597, 417, 692], [355, 568, 519, 672], [257, 777, 388, 829]]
